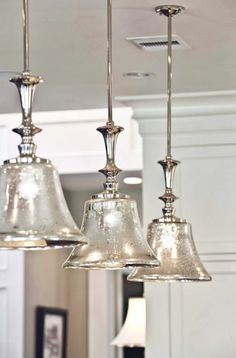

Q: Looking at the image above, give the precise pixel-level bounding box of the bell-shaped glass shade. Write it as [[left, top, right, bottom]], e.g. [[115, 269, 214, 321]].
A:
[[0, 162, 87, 249], [128, 221, 211, 282], [111, 297, 146, 348], [63, 197, 159, 269]]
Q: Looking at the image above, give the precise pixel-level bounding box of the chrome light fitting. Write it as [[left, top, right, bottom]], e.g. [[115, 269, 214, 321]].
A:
[[63, 0, 158, 270], [0, 0, 87, 249], [128, 5, 211, 282]]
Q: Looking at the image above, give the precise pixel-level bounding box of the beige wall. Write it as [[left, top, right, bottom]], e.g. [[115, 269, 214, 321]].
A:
[[24, 189, 89, 358], [24, 249, 69, 358], [64, 189, 89, 358]]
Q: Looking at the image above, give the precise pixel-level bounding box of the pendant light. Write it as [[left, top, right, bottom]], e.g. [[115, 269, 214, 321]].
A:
[[128, 5, 211, 282], [63, 0, 159, 270], [0, 0, 87, 249]]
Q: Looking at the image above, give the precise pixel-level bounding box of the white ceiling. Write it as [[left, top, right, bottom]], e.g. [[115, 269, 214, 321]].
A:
[[0, 0, 235, 113]]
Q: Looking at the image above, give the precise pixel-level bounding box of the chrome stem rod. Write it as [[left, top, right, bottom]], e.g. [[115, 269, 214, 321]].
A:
[[167, 13, 172, 158], [107, 0, 113, 124], [155, 5, 185, 157], [22, 0, 30, 73]]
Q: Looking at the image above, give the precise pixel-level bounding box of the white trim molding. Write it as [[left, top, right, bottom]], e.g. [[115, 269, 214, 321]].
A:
[[116, 90, 236, 119], [0, 107, 143, 174]]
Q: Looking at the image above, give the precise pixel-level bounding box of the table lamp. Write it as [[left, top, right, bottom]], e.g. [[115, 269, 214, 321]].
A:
[[111, 297, 145, 354]]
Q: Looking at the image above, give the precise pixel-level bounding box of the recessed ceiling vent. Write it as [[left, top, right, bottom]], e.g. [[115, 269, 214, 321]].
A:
[[126, 35, 190, 52]]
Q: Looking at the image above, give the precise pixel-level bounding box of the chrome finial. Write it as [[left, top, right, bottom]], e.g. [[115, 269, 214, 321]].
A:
[[10, 74, 43, 160], [97, 124, 124, 194], [158, 157, 180, 221], [93, 0, 127, 199], [6, 0, 45, 164]]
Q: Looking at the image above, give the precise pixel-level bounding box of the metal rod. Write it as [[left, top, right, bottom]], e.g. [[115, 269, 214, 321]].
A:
[[22, 0, 30, 73], [107, 0, 113, 124], [167, 12, 172, 158]]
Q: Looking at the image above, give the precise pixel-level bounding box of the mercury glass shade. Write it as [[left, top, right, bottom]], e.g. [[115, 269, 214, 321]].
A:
[[128, 221, 211, 282], [0, 162, 87, 249], [63, 197, 158, 270], [111, 297, 146, 348]]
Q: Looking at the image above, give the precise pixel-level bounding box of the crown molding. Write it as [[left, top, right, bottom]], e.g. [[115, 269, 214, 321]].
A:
[[0, 107, 133, 125], [116, 90, 236, 120]]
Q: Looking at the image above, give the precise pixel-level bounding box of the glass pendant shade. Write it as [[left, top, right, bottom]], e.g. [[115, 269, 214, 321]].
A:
[[0, 161, 86, 249], [128, 220, 211, 282], [64, 195, 157, 269], [111, 297, 146, 348]]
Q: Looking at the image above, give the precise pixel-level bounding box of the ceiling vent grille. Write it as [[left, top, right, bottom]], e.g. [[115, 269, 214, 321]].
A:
[[126, 35, 190, 52]]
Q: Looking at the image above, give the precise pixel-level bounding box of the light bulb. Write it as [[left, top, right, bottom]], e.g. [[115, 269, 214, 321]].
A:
[[18, 177, 39, 200]]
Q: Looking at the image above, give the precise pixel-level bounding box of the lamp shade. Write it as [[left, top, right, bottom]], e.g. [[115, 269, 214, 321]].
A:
[[128, 221, 211, 282], [111, 297, 146, 348], [0, 161, 87, 249], [63, 197, 158, 269]]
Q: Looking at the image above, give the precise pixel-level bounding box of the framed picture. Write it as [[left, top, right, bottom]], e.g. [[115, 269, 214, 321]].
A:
[[35, 306, 68, 358]]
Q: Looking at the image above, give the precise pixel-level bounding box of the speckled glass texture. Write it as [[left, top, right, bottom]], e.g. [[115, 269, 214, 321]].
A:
[[128, 221, 211, 282], [64, 197, 159, 269], [0, 162, 87, 249]]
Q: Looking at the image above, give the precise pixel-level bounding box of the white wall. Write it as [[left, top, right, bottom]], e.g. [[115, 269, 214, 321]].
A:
[[119, 91, 236, 358]]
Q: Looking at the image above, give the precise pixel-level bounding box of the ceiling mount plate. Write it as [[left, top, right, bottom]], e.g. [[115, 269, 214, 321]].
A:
[[155, 5, 185, 17]]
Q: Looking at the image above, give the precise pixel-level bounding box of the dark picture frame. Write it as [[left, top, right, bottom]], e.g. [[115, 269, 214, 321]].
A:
[[35, 306, 68, 358]]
